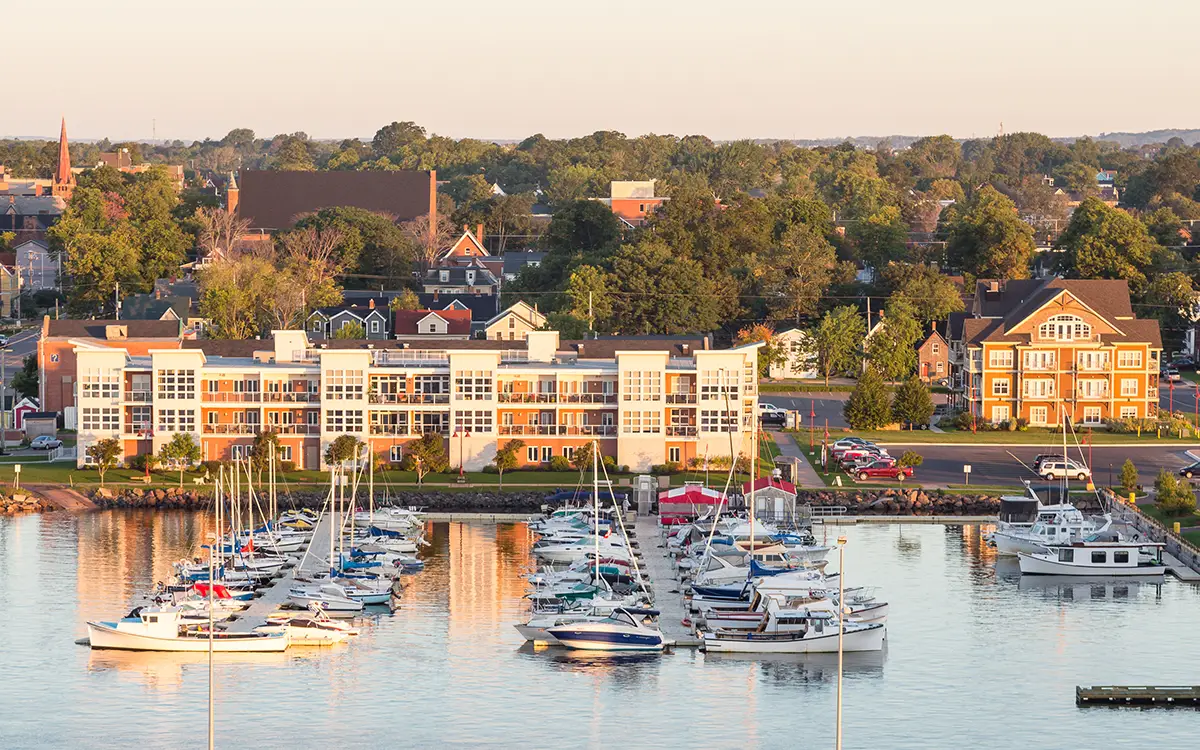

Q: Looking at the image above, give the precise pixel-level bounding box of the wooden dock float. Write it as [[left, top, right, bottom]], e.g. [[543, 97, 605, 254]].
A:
[[1076, 685, 1200, 707], [225, 512, 333, 633], [633, 514, 702, 648]]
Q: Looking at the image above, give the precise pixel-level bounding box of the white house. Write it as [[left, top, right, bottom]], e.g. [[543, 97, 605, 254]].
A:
[[769, 328, 818, 380]]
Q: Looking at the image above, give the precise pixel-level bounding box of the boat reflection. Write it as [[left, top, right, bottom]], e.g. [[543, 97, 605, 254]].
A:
[[86, 648, 315, 687], [702, 648, 886, 682], [514, 641, 662, 674], [1016, 574, 1163, 600]]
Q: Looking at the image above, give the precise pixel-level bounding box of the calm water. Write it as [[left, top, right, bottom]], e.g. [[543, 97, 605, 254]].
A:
[[1, 512, 1198, 749]]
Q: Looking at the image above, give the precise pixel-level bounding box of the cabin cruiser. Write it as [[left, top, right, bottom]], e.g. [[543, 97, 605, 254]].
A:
[[287, 583, 365, 613], [702, 599, 885, 654], [87, 608, 289, 652], [547, 608, 668, 652], [992, 504, 1112, 556], [533, 536, 634, 565], [258, 605, 359, 645], [525, 556, 635, 587], [360, 506, 425, 534], [1017, 539, 1167, 577], [704, 586, 888, 630]]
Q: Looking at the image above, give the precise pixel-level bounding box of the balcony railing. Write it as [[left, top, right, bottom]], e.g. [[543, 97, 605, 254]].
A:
[[369, 393, 450, 404], [372, 350, 450, 366], [499, 425, 616, 437], [666, 392, 697, 404], [262, 391, 318, 403], [124, 391, 153, 402], [498, 393, 558, 404], [370, 426, 414, 436], [267, 424, 319, 435], [667, 426, 698, 437], [203, 424, 259, 435], [560, 393, 617, 404], [202, 392, 262, 403]]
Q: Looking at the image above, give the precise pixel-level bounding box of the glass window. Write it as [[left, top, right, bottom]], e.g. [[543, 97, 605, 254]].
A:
[[621, 410, 663, 434], [992, 378, 1010, 396], [1119, 406, 1138, 419], [156, 369, 196, 399], [700, 370, 739, 398], [1117, 351, 1143, 368], [699, 410, 737, 433], [988, 350, 1014, 368], [1058, 548, 1075, 563], [668, 446, 681, 463], [1091, 551, 1107, 564], [81, 367, 121, 399], [1039, 315, 1090, 342], [453, 410, 493, 433], [540, 446, 552, 462], [1120, 379, 1138, 396], [81, 407, 120, 431], [325, 409, 364, 433], [324, 369, 365, 400], [527, 446, 539, 463], [622, 371, 663, 401], [1114, 551, 1129, 564], [454, 370, 494, 400]]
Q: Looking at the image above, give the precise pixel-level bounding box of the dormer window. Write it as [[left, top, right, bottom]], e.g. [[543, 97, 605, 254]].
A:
[[439, 270, 449, 283], [1039, 315, 1090, 342]]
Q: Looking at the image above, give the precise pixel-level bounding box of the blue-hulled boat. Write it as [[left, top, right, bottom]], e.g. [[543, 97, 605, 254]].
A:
[[546, 608, 668, 652]]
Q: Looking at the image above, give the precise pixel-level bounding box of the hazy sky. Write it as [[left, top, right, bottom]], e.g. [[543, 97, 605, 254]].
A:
[[16, 0, 1200, 142]]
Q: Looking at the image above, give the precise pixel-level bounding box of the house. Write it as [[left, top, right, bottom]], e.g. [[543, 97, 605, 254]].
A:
[[422, 262, 499, 297], [96, 151, 185, 190], [440, 225, 488, 262], [12, 397, 38, 430], [742, 474, 799, 520], [393, 309, 472, 339], [416, 293, 500, 335], [949, 278, 1161, 426], [917, 324, 949, 384], [1, 196, 65, 243], [767, 328, 818, 380], [502, 251, 546, 282], [68, 326, 755, 473], [0, 265, 19, 317], [307, 300, 390, 339], [485, 301, 547, 342], [233, 170, 437, 234], [596, 180, 668, 226], [22, 411, 56, 439], [13, 239, 59, 291]]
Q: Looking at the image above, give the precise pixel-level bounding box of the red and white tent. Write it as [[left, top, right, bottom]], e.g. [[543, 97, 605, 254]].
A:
[[657, 484, 726, 524]]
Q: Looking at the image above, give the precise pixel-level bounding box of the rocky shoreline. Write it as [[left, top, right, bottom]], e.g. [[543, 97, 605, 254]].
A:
[[71, 485, 1077, 517], [0, 492, 55, 514]]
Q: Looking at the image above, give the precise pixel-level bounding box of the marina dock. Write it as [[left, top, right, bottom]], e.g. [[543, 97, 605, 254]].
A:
[[1077, 685, 1200, 707], [633, 514, 701, 648], [1162, 550, 1200, 582], [226, 512, 334, 633]]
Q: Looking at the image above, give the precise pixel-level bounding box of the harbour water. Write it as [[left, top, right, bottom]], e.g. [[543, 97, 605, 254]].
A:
[[3, 511, 1200, 748]]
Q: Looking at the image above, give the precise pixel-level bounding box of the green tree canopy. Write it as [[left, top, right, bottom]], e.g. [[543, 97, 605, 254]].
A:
[[1055, 197, 1160, 289], [844, 366, 892, 430], [866, 297, 923, 381], [86, 438, 123, 487], [945, 186, 1036, 279], [892, 375, 935, 428], [158, 432, 201, 487], [809, 305, 865, 386], [880, 262, 965, 322]]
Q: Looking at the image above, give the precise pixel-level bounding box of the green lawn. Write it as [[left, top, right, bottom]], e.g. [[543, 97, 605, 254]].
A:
[[804, 427, 1200, 445], [1138, 503, 1200, 530], [759, 382, 949, 394]]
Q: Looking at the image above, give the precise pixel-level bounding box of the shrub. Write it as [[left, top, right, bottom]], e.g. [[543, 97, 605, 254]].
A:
[[650, 462, 681, 475], [897, 451, 924, 468], [481, 464, 499, 474], [1155, 469, 1198, 515], [548, 455, 572, 472], [1004, 419, 1017, 432]]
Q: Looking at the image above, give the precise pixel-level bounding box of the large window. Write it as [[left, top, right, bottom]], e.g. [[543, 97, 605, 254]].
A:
[[453, 409, 493, 433], [81, 407, 119, 431], [1022, 351, 1056, 371], [988, 350, 1014, 368], [325, 369, 364, 400], [992, 378, 1010, 396], [413, 411, 449, 435], [621, 410, 662, 434], [81, 368, 121, 400], [130, 405, 152, 432], [1039, 315, 1091, 342], [1077, 379, 1108, 398], [1119, 406, 1138, 419], [370, 411, 409, 435], [1120, 378, 1138, 396], [454, 370, 494, 400], [1083, 407, 1102, 425], [156, 408, 195, 432], [700, 410, 737, 433], [1023, 379, 1054, 398], [622, 370, 663, 401], [1117, 351, 1143, 368], [700, 370, 739, 399], [156, 369, 195, 399], [325, 409, 364, 432]]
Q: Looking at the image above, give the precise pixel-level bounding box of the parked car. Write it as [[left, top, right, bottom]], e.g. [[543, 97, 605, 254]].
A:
[[759, 402, 785, 416], [0, 334, 10, 347], [831, 437, 871, 452], [843, 454, 897, 473], [1039, 458, 1091, 481], [1032, 453, 1067, 472], [30, 436, 63, 450], [1172, 355, 1195, 371], [759, 411, 786, 427], [838, 446, 889, 466], [1180, 461, 1200, 479], [1161, 366, 1181, 382], [854, 460, 913, 481], [831, 441, 879, 460]]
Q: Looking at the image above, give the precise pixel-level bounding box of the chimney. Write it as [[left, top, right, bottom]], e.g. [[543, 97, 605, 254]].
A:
[[226, 171, 239, 215], [433, 289, 439, 302], [33, 184, 43, 196], [476, 223, 484, 243], [988, 280, 1000, 293], [368, 298, 375, 310]]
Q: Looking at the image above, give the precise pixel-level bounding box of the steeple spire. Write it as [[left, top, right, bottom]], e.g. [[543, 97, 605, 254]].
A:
[[52, 117, 75, 200]]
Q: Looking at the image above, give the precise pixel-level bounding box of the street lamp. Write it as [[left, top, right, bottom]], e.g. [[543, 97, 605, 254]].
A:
[[453, 429, 471, 479], [836, 534, 848, 750]]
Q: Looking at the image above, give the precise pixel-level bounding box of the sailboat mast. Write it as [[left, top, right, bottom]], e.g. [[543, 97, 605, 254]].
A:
[[368, 442, 375, 527], [208, 468, 218, 750], [749, 420, 757, 557], [593, 440, 600, 587], [329, 463, 336, 575]]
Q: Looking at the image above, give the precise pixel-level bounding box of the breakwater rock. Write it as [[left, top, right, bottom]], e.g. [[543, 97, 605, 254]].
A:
[[795, 488, 1100, 515], [89, 486, 548, 514], [1, 491, 53, 514]]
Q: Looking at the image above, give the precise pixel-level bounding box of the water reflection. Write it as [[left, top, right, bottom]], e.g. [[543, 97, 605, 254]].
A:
[[702, 649, 887, 683]]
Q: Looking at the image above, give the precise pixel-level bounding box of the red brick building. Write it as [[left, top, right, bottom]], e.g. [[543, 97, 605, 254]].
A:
[[917, 324, 949, 384]]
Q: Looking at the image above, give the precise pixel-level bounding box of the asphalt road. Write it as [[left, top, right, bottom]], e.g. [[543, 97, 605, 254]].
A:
[[762, 391, 953, 430]]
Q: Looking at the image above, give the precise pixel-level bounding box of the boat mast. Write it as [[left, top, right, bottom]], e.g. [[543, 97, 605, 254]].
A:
[[368, 441, 375, 528], [207, 470, 218, 750], [329, 463, 336, 576], [749, 418, 757, 561], [593, 439, 600, 588]]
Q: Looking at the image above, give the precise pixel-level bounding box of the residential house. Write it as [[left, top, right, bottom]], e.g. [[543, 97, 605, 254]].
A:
[[0, 265, 18, 317], [14, 239, 59, 291], [596, 180, 668, 226], [917, 324, 949, 384], [486, 301, 547, 342], [67, 327, 756, 473], [502, 251, 545, 282], [233, 170, 437, 235], [767, 328, 818, 380], [1, 196, 65, 244], [307, 300, 390, 339], [949, 278, 1161, 427], [422, 261, 499, 297], [393, 309, 472, 340]]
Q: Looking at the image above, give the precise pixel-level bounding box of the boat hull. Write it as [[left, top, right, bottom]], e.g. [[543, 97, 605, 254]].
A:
[[1016, 553, 1167, 577], [702, 623, 885, 654], [545, 626, 666, 652], [86, 622, 289, 652]]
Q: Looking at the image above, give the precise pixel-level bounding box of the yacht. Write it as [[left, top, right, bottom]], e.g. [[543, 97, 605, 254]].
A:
[[702, 600, 885, 654], [287, 583, 365, 613], [87, 609, 289, 652], [993, 504, 1112, 556], [547, 608, 668, 652]]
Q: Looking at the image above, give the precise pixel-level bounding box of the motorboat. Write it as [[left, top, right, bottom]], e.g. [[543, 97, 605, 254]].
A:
[[1017, 540, 1167, 577], [993, 504, 1112, 556], [533, 537, 633, 565], [258, 605, 359, 645], [287, 583, 365, 613], [547, 608, 668, 652], [702, 600, 885, 654], [704, 587, 888, 630], [526, 556, 634, 587], [87, 609, 289, 652]]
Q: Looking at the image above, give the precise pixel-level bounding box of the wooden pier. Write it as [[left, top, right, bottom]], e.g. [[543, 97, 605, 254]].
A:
[[1077, 685, 1200, 706], [225, 512, 334, 633], [633, 514, 702, 648]]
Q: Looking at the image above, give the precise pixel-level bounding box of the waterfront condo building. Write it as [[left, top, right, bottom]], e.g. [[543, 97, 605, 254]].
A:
[[949, 278, 1161, 427], [67, 329, 760, 472]]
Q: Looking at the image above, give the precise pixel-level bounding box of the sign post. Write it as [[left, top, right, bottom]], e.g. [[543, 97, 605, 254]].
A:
[[963, 464, 971, 487], [14, 463, 20, 491]]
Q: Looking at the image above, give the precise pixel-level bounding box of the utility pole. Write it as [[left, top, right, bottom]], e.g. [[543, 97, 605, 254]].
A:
[[588, 291, 594, 333], [114, 282, 120, 320], [863, 296, 871, 373], [1, 342, 8, 455]]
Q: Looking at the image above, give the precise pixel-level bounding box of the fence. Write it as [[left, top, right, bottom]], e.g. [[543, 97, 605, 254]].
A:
[[1102, 488, 1200, 574]]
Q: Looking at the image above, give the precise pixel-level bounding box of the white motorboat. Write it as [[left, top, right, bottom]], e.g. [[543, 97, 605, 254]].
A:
[[287, 583, 365, 613], [993, 504, 1112, 556], [258, 606, 359, 645], [87, 609, 289, 652], [547, 608, 668, 652], [704, 587, 889, 630], [1017, 540, 1167, 577], [533, 537, 633, 565], [702, 600, 885, 654]]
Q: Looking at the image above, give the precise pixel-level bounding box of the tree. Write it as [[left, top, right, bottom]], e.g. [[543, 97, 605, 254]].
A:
[[389, 288, 421, 311], [11, 355, 37, 400], [249, 430, 281, 482], [293, 206, 417, 284], [159, 432, 201, 488], [543, 200, 623, 256], [1055, 197, 1160, 289], [880, 262, 965, 323], [762, 223, 839, 321], [1143, 207, 1186, 248], [325, 434, 364, 466], [570, 441, 596, 472], [1155, 468, 1198, 515], [404, 432, 447, 485], [493, 439, 525, 491], [372, 121, 427, 158], [892, 375, 935, 428], [843, 366, 892, 430], [1119, 459, 1139, 494], [866, 297, 923, 381], [402, 213, 457, 270], [897, 450, 924, 468], [194, 205, 251, 263], [86, 438, 122, 487], [810, 306, 865, 386], [945, 186, 1036, 279], [608, 239, 724, 334], [736, 323, 786, 378], [563, 265, 615, 331], [332, 321, 366, 339], [850, 206, 908, 272], [1142, 272, 1198, 333]]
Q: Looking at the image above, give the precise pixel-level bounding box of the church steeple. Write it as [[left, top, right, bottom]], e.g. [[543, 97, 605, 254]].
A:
[[52, 117, 75, 200]]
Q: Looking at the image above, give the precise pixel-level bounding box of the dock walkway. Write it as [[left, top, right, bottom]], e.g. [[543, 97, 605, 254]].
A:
[[226, 512, 335, 632], [1077, 685, 1200, 706], [1162, 550, 1200, 582], [633, 515, 700, 648]]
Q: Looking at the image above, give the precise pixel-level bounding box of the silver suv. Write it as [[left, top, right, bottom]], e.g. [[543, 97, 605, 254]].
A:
[[1040, 459, 1091, 481]]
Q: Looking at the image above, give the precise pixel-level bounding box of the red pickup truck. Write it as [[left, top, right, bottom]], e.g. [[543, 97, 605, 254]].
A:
[[854, 460, 914, 481]]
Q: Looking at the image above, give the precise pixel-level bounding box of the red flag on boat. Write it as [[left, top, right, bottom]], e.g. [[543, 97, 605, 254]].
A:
[[240, 537, 255, 553]]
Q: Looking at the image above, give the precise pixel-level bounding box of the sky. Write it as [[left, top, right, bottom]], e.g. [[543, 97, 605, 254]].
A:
[[14, 0, 1200, 143]]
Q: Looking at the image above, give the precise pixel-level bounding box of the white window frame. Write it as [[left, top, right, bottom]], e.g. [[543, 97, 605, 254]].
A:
[[527, 446, 539, 463], [1117, 351, 1143, 368], [1029, 406, 1048, 426], [992, 378, 1010, 396], [988, 350, 1014, 369], [668, 446, 681, 463], [991, 405, 1010, 423], [1119, 406, 1138, 419], [1120, 378, 1138, 396], [1082, 407, 1103, 425]]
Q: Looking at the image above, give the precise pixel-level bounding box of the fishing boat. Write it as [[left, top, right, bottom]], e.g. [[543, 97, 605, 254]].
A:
[[702, 600, 885, 654], [87, 609, 289, 652], [1017, 540, 1167, 577], [992, 504, 1112, 556], [546, 607, 668, 652]]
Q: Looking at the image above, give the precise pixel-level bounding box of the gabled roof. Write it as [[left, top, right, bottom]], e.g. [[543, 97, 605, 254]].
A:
[[309, 302, 388, 322], [236, 170, 434, 231], [46, 319, 182, 339], [502, 251, 546, 276], [425, 265, 499, 286], [742, 476, 797, 496], [416, 293, 499, 321], [438, 228, 488, 260], [2, 195, 65, 216], [121, 294, 192, 322], [394, 309, 472, 336], [487, 300, 546, 328]]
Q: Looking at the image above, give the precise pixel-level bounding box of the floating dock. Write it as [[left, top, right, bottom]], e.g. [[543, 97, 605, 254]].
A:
[[1077, 685, 1200, 707], [633, 514, 701, 648], [225, 512, 334, 633]]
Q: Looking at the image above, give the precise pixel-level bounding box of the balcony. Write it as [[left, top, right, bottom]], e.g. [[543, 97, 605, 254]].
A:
[[203, 423, 259, 435], [666, 392, 698, 404], [498, 392, 558, 404], [498, 425, 616, 437], [370, 426, 413, 436], [262, 391, 318, 403], [124, 390, 153, 403], [372, 350, 450, 366], [202, 392, 263, 403], [561, 393, 617, 404], [268, 424, 319, 435], [667, 426, 698, 437], [369, 392, 450, 404]]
